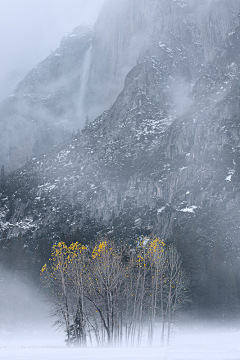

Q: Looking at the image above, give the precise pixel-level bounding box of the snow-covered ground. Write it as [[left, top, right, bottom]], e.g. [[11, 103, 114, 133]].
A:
[[1, 271, 240, 359], [1, 327, 240, 360]]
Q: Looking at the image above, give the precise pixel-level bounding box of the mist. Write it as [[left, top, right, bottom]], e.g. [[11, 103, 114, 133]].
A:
[[0, 0, 105, 101], [0, 268, 63, 348], [1, 270, 240, 360]]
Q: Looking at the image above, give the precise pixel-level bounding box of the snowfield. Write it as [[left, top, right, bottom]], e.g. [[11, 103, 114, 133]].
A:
[[1, 270, 240, 359], [1, 328, 240, 360]]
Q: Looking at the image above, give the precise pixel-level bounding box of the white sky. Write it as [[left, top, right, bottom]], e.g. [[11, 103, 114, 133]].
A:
[[0, 0, 105, 100]]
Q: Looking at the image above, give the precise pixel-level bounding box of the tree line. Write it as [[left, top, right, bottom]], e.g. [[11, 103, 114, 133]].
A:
[[41, 237, 188, 347]]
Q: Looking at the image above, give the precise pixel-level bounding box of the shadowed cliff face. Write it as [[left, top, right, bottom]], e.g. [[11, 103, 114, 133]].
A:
[[0, 0, 240, 173], [87, 0, 240, 119], [2, 16, 240, 250]]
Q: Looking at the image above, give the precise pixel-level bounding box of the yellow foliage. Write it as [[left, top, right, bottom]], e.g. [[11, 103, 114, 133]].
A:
[[43, 241, 88, 276], [149, 238, 165, 253], [92, 240, 107, 259], [41, 263, 47, 273]]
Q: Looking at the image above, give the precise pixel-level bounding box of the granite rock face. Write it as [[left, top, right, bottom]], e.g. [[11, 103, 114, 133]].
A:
[[0, 0, 239, 173], [0, 26, 93, 172], [1, 0, 240, 253]]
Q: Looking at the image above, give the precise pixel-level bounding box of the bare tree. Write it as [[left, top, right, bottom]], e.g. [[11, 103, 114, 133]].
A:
[[84, 239, 126, 345], [67, 242, 88, 345], [147, 238, 167, 346], [41, 242, 72, 343], [165, 245, 188, 345]]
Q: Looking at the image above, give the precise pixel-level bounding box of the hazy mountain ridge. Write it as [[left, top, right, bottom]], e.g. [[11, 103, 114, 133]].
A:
[[0, 0, 239, 173]]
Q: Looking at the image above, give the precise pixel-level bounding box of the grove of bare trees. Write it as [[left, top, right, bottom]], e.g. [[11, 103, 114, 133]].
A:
[[41, 237, 188, 347]]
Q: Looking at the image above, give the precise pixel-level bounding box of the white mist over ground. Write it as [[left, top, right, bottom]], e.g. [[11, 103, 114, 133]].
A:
[[1, 272, 240, 359], [1, 328, 240, 360]]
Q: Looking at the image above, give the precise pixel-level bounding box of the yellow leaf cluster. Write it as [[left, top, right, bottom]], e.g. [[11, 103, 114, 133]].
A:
[[92, 240, 107, 259]]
